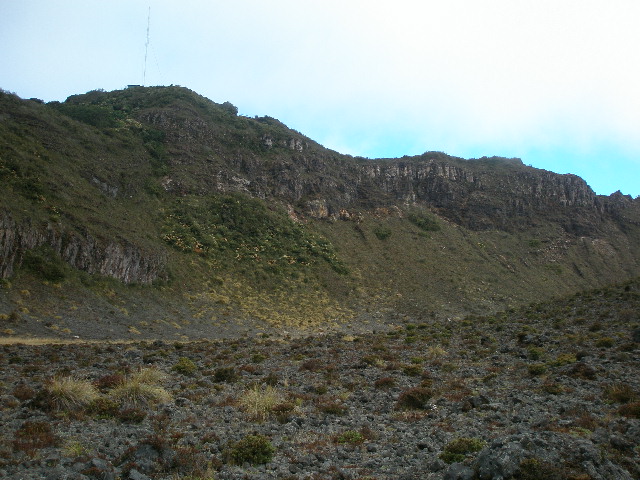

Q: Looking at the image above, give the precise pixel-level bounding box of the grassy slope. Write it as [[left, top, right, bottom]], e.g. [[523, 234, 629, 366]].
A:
[[313, 211, 640, 320]]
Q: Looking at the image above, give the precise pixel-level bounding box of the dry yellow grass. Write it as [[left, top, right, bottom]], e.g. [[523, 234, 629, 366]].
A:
[[109, 367, 171, 409], [47, 376, 99, 411], [238, 384, 286, 421]]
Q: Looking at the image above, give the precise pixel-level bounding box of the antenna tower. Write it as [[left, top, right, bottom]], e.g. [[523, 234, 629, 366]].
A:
[[143, 7, 151, 86]]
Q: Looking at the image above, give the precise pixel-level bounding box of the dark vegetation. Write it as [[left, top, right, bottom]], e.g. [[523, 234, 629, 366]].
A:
[[162, 193, 347, 277]]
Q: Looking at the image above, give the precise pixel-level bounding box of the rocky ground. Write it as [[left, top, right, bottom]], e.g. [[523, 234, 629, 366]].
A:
[[0, 281, 639, 480]]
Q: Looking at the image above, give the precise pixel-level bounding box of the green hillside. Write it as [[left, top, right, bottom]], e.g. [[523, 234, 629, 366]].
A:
[[1, 86, 639, 340]]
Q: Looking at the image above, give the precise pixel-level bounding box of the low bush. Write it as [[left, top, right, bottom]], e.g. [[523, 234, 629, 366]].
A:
[[173, 357, 197, 376], [117, 407, 147, 423], [336, 430, 365, 445], [402, 364, 423, 377], [618, 402, 640, 419], [595, 337, 615, 348], [568, 362, 597, 380], [527, 347, 544, 360], [251, 353, 267, 363], [299, 358, 324, 372], [13, 421, 60, 456], [407, 211, 440, 232], [94, 373, 124, 392], [439, 437, 485, 464], [12, 384, 36, 401], [374, 377, 396, 389], [549, 353, 576, 367], [604, 383, 637, 404], [395, 387, 431, 411], [514, 457, 566, 480], [87, 397, 120, 418], [373, 225, 392, 240], [272, 401, 296, 423], [213, 366, 238, 383], [226, 434, 275, 465], [528, 364, 547, 376], [541, 382, 564, 395], [317, 400, 347, 415], [21, 247, 67, 282]]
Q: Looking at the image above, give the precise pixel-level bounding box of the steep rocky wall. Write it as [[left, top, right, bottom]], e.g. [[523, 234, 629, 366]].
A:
[[0, 210, 166, 284], [289, 158, 604, 231], [139, 102, 606, 232], [139, 100, 629, 235]]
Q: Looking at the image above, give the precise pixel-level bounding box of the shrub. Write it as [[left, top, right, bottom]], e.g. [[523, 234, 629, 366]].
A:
[[527, 347, 544, 360], [541, 382, 564, 395], [407, 211, 440, 231], [317, 400, 347, 415], [618, 402, 640, 419], [13, 421, 60, 455], [87, 397, 120, 418], [63, 439, 90, 458], [299, 358, 323, 372], [117, 407, 147, 423], [252, 353, 267, 363], [272, 401, 296, 423], [213, 366, 238, 383], [595, 337, 615, 348], [162, 192, 346, 276], [514, 457, 566, 480], [395, 387, 431, 411], [263, 372, 279, 386], [427, 346, 447, 359], [132, 367, 168, 385], [528, 364, 547, 376], [374, 377, 396, 389], [226, 434, 275, 465], [238, 384, 285, 421], [94, 373, 125, 392], [373, 225, 392, 240], [21, 247, 67, 282], [550, 353, 576, 367], [402, 364, 423, 377], [336, 430, 365, 445], [221, 101, 238, 115], [47, 376, 99, 411], [568, 362, 597, 380], [604, 383, 637, 403], [439, 437, 485, 464], [173, 357, 197, 376], [12, 384, 36, 401], [588, 322, 603, 332]]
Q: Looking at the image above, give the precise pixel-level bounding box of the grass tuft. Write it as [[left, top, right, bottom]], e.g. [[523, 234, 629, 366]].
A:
[[47, 376, 99, 411], [238, 384, 285, 421], [109, 367, 171, 409]]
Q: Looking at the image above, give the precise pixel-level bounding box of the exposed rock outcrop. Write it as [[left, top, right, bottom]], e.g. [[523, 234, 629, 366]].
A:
[[0, 210, 166, 284]]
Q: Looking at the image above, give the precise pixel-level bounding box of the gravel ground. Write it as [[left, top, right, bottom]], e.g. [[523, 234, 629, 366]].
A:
[[1, 285, 639, 480]]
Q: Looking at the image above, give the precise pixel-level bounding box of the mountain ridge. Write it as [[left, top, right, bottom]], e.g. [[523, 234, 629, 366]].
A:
[[1, 85, 639, 339]]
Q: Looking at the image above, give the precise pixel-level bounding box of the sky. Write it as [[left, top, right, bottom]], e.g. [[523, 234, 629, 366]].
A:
[[1, 1, 639, 197]]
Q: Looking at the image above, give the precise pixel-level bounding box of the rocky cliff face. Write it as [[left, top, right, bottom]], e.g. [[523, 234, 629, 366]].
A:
[[0, 210, 166, 283], [137, 103, 616, 233]]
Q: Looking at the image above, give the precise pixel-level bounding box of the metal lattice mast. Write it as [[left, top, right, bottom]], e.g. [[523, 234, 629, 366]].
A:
[[143, 7, 150, 86]]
